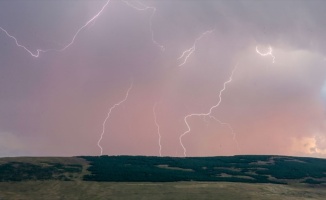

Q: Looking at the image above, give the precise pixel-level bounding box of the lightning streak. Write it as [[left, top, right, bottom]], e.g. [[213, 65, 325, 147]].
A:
[[0, 27, 47, 57], [58, 0, 111, 52], [208, 116, 239, 152], [178, 30, 214, 66], [202, 115, 238, 149], [179, 66, 237, 156], [0, 0, 111, 57], [122, 0, 164, 51], [255, 45, 275, 63], [97, 80, 133, 156], [153, 102, 162, 156]]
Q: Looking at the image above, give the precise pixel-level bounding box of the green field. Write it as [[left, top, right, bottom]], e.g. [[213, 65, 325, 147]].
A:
[[0, 155, 325, 199]]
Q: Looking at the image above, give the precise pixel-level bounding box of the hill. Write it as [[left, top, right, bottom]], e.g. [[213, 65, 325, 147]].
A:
[[1, 155, 325, 184], [82, 155, 326, 184], [0, 155, 326, 199]]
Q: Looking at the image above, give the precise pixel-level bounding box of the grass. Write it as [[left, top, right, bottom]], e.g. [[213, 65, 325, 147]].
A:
[[0, 181, 325, 200]]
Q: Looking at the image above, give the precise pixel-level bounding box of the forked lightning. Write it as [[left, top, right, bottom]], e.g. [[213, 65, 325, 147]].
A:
[[0, 0, 111, 58], [179, 66, 237, 156]]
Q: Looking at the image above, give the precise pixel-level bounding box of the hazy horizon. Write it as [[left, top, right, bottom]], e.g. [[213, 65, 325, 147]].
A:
[[1, 0, 326, 158]]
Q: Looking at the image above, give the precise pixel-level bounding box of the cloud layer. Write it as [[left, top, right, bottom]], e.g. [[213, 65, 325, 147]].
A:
[[0, 0, 325, 157]]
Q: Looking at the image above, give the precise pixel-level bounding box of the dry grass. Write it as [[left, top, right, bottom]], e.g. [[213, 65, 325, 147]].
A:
[[0, 181, 325, 200], [217, 173, 256, 180], [156, 164, 194, 172]]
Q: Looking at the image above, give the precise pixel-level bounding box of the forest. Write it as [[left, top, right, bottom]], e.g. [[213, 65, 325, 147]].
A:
[[82, 155, 326, 184]]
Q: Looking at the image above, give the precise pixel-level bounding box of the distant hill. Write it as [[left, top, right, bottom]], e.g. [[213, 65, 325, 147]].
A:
[[82, 155, 326, 184], [1, 155, 326, 185]]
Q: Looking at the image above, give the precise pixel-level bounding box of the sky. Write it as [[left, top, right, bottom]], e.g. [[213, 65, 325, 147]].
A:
[[1, 0, 326, 158]]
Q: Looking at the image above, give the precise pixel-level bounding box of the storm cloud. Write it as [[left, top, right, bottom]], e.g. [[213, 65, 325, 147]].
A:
[[0, 0, 326, 157]]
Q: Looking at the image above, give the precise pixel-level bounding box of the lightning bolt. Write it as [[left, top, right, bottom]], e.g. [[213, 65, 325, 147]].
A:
[[153, 102, 162, 157], [179, 66, 237, 156], [208, 116, 239, 152], [178, 30, 214, 67], [0, 27, 48, 57], [97, 80, 133, 156], [0, 1, 111, 58], [202, 115, 238, 149], [255, 45, 275, 63], [122, 0, 165, 51]]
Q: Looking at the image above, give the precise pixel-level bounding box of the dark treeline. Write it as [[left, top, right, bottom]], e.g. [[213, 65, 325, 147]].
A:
[[82, 155, 326, 184]]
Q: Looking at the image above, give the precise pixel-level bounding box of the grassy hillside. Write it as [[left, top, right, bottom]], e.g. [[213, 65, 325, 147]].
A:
[[0, 155, 326, 199], [0, 155, 325, 185], [0, 157, 88, 182]]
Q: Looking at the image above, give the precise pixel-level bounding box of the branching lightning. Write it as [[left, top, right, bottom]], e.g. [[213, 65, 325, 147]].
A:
[[178, 30, 214, 67], [179, 66, 237, 156], [1, 1, 245, 157], [153, 102, 162, 156], [97, 80, 133, 156], [122, 0, 165, 51], [255, 45, 275, 63], [0, 0, 111, 58]]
